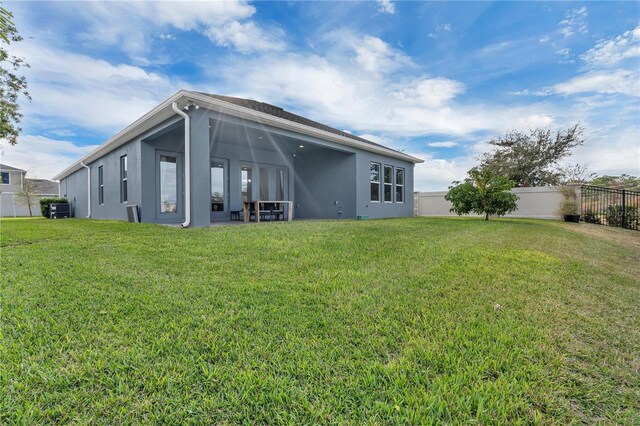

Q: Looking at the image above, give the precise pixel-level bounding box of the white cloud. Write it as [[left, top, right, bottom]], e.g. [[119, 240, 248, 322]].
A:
[[204, 21, 286, 53], [581, 26, 640, 67], [558, 6, 588, 38], [354, 35, 413, 73], [376, 0, 396, 15], [428, 141, 458, 148], [539, 36, 551, 43], [0, 136, 98, 180], [213, 45, 554, 138], [324, 32, 413, 74], [555, 48, 575, 63], [427, 23, 452, 39], [554, 70, 640, 97], [11, 40, 182, 132], [73, 0, 282, 59], [410, 152, 476, 191], [357, 133, 392, 145], [572, 126, 640, 176]]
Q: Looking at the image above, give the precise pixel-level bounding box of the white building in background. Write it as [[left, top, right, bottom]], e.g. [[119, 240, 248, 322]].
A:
[[0, 164, 59, 217]]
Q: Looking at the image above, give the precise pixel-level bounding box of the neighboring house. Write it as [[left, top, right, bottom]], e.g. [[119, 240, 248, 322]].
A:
[[53, 91, 423, 227], [0, 164, 60, 217]]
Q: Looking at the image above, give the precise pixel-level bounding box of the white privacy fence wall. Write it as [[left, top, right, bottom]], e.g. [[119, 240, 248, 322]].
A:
[[414, 186, 566, 219]]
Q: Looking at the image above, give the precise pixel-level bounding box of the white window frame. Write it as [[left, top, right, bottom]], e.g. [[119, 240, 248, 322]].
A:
[[383, 165, 393, 203], [370, 162, 381, 203], [395, 168, 404, 203], [120, 155, 128, 203]]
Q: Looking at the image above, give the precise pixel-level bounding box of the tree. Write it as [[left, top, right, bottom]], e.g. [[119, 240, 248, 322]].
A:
[[1, 6, 30, 145], [588, 174, 640, 191], [445, 168, 518, 220], [480, 124, 584, 187], [15, 175, 38, 217]]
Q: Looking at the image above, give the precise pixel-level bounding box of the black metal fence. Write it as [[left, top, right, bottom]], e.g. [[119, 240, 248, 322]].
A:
[[580, 185, 640, 231]]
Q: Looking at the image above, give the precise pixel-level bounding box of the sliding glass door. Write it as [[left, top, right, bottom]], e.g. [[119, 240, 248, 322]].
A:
[[242, 163, 288, 201]]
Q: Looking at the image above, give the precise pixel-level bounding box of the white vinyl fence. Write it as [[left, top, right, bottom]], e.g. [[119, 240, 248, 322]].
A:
[[0, 193, 57, 218], [414, 186, 567, 219]]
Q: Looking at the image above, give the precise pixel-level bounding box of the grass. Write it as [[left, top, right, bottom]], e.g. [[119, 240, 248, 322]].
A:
[[1, 217, 639, 424]]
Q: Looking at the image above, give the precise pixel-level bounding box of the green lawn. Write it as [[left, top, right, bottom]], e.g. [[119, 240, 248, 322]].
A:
[[1, 217, 638, 424]]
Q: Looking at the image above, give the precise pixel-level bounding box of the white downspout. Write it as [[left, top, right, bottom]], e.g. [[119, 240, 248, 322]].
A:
[[172, 101, 191, 228], [80, 161, 91, 218]]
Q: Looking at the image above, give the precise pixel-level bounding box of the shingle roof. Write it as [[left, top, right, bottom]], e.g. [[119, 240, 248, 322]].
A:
[[28, 179, 59, 194], [199, 93, 394, 151], [0, 163, 25, 172]]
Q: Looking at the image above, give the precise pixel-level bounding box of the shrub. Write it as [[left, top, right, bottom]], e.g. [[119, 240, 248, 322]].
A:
[[556, 185, 579, 216], [39, 197, 69, 218], [604, 205, 639, 228], [445, 168, 518, 220], [581, 210, 601, 224]]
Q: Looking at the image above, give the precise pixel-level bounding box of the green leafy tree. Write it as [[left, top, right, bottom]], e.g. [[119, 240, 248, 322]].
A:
[[1, 6, 30, 145], [480, 124, 584, 187], [445, 168, 518, 220], [589, 174, 640, 191]]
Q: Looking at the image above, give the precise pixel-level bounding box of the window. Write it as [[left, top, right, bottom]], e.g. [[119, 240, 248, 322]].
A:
[[370, 162, 380, 202], [383, 165, 393, 202], [241, 166, 252, 202], [160, 156, 177, 213], [120, 155, 128, 203], [211, 161, 224, 212], [259, 167, 270, 200], [276, 168, 285, 200], [395, 168, 404, 203], [1, 172, 9, 185], [98, 166, 104, 205]]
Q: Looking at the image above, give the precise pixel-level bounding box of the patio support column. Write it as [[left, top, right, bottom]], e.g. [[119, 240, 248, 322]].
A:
[[188, 108, 211, 227]]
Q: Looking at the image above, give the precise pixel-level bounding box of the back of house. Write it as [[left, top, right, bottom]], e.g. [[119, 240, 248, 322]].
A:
[[54, 91, 423, 227]]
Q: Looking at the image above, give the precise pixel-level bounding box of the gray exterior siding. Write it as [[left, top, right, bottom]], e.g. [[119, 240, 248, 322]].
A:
[[56, 104, 417, 225], [60, 167, 88, 218], [294, 150, 356, 219], [355, 152, 414, 219], [60, 141, 141, 220]]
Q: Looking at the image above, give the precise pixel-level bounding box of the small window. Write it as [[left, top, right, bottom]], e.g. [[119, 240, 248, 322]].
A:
[[120, 155, 128, 203], [1, 172, 9, 185], [370, 162, 380, 202], [98, 166, 104, 205], [383, 165, 393, 203], [395, 168, 404, 203]]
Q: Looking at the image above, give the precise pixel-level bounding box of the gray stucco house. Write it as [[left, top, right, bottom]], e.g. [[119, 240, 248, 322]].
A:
[[54, 91, 423, 227], [1, 164, 59, 217]]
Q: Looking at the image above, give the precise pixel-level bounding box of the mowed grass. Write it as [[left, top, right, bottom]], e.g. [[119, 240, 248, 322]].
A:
[[1, 217, 638, 424]]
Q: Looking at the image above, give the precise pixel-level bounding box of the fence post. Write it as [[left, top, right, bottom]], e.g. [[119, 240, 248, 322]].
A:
[[621, 189, 626, 229]]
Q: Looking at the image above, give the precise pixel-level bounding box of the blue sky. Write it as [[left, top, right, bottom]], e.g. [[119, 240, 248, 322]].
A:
[[2, 0, 639, 190]]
